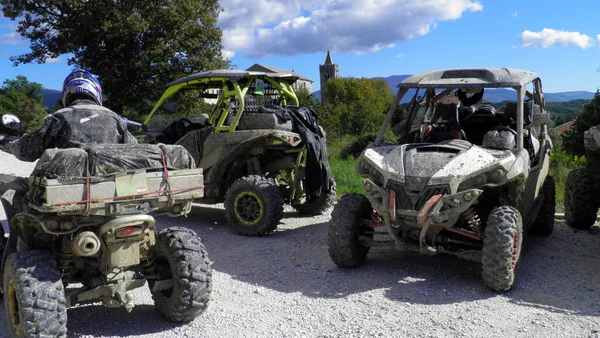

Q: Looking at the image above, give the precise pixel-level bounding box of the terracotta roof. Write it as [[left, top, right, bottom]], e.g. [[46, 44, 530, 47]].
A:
[[246, 63, 313, 83], [555, 120, 575, 134]]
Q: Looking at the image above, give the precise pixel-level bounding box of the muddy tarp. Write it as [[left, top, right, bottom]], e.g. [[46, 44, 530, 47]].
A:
[[31, 143, 195, 180], [260, 105, 332, 198]]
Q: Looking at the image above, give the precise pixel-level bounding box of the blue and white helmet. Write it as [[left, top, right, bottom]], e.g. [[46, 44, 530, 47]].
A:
[[61, 70, 103, 106]]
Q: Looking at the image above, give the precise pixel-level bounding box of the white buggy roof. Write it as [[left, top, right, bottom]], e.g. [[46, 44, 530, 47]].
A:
[[399, 68, 539, 89]]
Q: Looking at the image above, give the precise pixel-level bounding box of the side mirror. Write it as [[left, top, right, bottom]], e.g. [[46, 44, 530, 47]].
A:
[[2, 114, 22, 132], [532, 112, 550, 125]]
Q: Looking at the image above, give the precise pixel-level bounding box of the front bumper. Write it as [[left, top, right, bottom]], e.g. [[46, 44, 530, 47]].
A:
[[362, 178, 483, 229]]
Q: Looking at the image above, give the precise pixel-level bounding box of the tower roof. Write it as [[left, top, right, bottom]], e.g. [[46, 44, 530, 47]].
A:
[[324, 50, 333, 65]]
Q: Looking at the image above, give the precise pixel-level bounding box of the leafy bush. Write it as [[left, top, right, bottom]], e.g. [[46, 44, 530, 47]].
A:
[[549, 151, 586, 204]]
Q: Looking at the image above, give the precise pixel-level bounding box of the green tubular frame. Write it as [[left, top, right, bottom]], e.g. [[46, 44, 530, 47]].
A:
[[142, 75, 299, 134]]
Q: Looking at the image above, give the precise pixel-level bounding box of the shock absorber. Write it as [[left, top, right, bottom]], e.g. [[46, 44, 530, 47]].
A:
[[463, 207, 482, 233], [139, 241, 155, 274], [58, 236, 77, 281]]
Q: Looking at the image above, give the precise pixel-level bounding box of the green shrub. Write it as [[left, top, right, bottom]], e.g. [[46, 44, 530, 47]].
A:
[[549, 151, 586, 204]]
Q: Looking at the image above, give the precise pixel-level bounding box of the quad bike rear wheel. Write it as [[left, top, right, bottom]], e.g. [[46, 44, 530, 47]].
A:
[[3, 249, 67, 337], [482, 206, 523, 292], [225, 175, 284, 236], [564, 168, 598, 230], [529, 175, 556, 236], [327, 194, 374, 267], [293, 177, 337, 215], [149, 227, 212, 322]]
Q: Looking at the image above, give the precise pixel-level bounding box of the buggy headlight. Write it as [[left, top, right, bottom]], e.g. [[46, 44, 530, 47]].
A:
[[458, 168, 506, 191], [357, 158, 384, 184]]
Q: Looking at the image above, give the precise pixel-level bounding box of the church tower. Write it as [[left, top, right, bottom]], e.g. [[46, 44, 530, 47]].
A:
[[319, 50, 339, 104]]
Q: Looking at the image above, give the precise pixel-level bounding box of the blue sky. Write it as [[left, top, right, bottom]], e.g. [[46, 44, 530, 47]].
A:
[[1, 0, 599, 93]]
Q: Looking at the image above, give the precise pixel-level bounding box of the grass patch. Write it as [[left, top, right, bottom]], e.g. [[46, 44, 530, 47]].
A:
[[329, 156, 363, 196]]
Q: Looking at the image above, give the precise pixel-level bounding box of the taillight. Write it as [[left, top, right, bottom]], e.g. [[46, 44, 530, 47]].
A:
[[115, 226, 142, 238], [45, 220, 59, 231]]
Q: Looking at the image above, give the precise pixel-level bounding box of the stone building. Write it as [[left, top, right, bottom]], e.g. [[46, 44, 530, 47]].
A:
[[319, 50, 339, 104], [246, 63, 313, 93]]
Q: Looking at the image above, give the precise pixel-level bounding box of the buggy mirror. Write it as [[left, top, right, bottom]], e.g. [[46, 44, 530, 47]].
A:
[[532, 112, 550, 125]]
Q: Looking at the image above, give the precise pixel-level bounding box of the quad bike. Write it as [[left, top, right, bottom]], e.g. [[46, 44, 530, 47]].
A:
[[0, 115, 212, 337], [141, 70, 335, 236], [564, 125, 600, 229], [327, 68, 555, 291]]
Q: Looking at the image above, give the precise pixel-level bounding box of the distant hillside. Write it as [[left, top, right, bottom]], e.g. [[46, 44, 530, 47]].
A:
[[312, 75, 595, 104], [41, 89, 61, 108], [482, 89, 595, 103]]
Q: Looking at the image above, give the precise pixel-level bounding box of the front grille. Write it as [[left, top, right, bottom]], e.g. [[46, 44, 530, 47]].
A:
[[415, 186, 449, 210], [387, 180, 449, 210]]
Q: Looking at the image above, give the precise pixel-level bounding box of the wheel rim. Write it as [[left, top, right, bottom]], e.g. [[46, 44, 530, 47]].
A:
[[153, 254, 174, 298], [234, 192, 264, 226], [7, 279, 21, 336]]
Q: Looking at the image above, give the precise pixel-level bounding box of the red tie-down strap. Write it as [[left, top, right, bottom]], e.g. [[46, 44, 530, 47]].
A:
[[51, 150, 202, 209], [159, 148, 174, 208]]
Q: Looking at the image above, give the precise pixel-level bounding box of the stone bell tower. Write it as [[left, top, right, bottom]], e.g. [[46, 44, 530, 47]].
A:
[[319, 50, 339, 104]]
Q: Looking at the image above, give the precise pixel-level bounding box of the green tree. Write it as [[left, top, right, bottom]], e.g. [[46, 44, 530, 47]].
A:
[[0, 76, 49, 132], [563, 91, 600, 155], [1, 0, 229, 117], [318, 77, 395, 138], [296, 87, 320, 111]]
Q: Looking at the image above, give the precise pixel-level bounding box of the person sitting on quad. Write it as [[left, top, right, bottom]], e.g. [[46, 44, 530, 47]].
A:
[[0, 70, 137, 244]]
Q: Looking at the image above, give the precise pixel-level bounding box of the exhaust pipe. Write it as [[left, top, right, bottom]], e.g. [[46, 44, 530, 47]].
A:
[[71, 231, 101, 257]]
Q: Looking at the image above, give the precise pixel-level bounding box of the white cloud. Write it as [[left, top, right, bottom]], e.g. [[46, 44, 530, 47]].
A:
[[510, 11, 517, 18], [218, 0, 483, 58], [45, 56, 61, 64], [597, 34, 600, 43], [520, 28, 595, 49], [0, 31, 24, 46], [396, 53, 405, 58]]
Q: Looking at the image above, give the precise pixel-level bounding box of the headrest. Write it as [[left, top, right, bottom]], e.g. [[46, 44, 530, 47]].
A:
[[503, 102, 532, 125], [433, 103, 458, 123]]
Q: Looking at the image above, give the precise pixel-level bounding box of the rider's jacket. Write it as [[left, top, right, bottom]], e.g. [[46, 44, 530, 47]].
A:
[[9, 99, 137, 162]]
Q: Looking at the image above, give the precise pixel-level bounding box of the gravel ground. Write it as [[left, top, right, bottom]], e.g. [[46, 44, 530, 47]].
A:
[[1, 150, 600, 338]]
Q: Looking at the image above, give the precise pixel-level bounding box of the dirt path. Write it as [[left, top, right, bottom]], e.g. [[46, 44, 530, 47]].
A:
[[0, 150, 599, 337]]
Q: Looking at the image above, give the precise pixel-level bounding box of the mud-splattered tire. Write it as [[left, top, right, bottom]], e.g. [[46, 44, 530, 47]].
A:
[[482, 206, 523, 292], [327, 194, 374, 267], [149, 227, 212, 322], [293, 177, 337, 215], [529, 175, 556, 236], [565, 168, 598, 230], [3, 249, 67, 337], [225, 175, 284, 236]]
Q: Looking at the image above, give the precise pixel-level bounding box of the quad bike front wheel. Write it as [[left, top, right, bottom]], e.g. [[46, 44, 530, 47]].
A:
[[529, 175, 556, 236], [482, 206, 523, 292], [327, 194, 374, 267], [564, 168, 598, 230], [293, 177, 337, 215], [225, 175, 284, 236], [3, 249, 67, 337], [149, 227, 212, 322]]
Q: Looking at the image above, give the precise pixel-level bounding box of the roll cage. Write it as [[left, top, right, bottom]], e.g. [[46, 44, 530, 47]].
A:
[[375, 68, 548, 152], [143, 70, 300, 133]]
